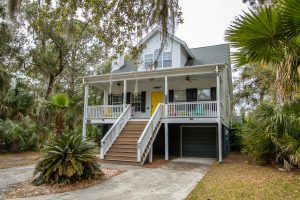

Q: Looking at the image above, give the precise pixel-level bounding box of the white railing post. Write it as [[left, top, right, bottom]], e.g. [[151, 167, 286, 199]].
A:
[[82, 84, 89, 139], [123, 80, 127, 111], [164, 76, 168, 118]]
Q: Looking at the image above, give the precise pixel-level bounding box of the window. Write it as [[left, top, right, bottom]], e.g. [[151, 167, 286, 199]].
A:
[[131, 93, 142, 112], [144, 54, 153, 69], [197, 89, 211, 101], [174, 90, 186, 102], [112, 94, 123, 105], [154, 49, 162, 68], [163, 52, 172, 67]]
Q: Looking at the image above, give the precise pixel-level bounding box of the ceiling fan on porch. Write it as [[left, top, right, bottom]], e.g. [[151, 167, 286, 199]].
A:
[[185, 76, 197, 83]]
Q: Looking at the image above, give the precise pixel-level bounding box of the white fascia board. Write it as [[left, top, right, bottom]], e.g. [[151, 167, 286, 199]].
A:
[[81, 63, 226, 84]]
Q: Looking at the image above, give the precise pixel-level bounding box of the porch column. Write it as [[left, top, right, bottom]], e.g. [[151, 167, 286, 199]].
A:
[[164, 76, 168, 117], [149, 144, 153, 163], [123, 80, 127, 110], [103, 89, 107, 105], [82, 84, 89, 139], [165, 123, 169, 160], [216, 66, 222, 162]]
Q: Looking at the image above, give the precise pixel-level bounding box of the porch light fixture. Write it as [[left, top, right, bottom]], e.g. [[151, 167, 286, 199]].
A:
[[117, 81, 121, 87]]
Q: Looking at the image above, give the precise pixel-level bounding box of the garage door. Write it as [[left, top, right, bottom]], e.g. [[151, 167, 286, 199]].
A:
[[182, 126, 217, 158]]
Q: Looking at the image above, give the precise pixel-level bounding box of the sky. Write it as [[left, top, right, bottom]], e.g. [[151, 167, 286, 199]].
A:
[[175, 0, 249, 48]]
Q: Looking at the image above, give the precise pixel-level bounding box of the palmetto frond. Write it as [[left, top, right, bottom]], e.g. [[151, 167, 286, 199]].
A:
[[47, 93, 69, 109], [241, 98, 300, 165], [226, 6, 284, 65], [34, 133, 100, 184], [226, 4, 300, 102]]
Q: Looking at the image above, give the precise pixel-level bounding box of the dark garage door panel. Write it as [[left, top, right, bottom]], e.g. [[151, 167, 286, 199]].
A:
[[182, 126, 217, 158]]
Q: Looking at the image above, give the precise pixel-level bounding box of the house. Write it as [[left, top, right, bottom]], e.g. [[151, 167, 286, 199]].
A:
[[81, 27, 232, 165]]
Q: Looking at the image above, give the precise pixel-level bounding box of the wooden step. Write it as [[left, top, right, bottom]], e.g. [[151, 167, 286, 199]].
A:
[[110, 144, 136, 149], [119, 131, 143, 136], [127, 121, 148, 125], [117, 135, 140, 139], [101, 159, 140, 166], [108, 148, 137, 153], [114, 139, 137, 145], [105, 154, 137, 161], [106, 151, 137, 157]]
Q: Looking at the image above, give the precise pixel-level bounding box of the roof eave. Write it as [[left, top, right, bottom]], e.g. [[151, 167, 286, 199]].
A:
[[81, 63, 226, 84]]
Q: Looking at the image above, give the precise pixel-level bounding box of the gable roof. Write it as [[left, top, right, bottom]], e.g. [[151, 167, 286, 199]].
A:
[[113, 43, 230, 73], [139, 27, 194, 58]]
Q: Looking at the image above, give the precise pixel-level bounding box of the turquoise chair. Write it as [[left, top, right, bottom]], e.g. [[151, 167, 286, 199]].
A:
[[192, 104, 204, 116]]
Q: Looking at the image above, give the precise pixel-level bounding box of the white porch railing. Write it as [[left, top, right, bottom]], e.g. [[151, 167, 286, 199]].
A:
[[165, 101, 218, 118], [137, 103, 163, 163], [86, 105, 123, 119], [100, 105, 131, 159]]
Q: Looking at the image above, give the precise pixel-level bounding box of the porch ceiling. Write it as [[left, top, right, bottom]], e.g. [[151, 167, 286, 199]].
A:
[[81, 63, 226, 85]]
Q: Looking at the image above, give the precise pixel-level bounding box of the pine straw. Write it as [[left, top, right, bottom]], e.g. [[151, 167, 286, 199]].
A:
[[0, 151, 41, 169], [187, 153, 300, 200], [3, 169, 123, 199]]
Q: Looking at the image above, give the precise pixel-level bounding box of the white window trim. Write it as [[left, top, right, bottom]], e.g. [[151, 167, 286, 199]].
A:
[[130, 93, 142, 113], [197, 88, 211, 101], [144, 50, 173, 69], [112, 93, 123, 105]]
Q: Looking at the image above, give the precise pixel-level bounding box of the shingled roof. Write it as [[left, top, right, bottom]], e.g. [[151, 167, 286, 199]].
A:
[[112, 43, 230, 73]]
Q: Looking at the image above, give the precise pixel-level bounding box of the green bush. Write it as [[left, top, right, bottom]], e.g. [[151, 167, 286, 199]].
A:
[[240, 99, 300, 166], [0, 117, 48, 152], [33, 133, 100, 185]]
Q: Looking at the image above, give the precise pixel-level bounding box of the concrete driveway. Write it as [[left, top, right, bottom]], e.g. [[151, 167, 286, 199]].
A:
[[4, 158, 215, 200], [0, 165, 35, 199]]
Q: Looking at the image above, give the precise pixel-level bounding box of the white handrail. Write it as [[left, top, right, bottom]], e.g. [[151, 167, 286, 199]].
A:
[[166, 101, 218, 118], [87, 105, 123, 119], [100, 105, 131, 159], [137, 103, 163, 162]]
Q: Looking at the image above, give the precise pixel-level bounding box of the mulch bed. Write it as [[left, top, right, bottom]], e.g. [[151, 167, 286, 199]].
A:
[[143, 156, 174, 168], [3, 169, 123, 199]]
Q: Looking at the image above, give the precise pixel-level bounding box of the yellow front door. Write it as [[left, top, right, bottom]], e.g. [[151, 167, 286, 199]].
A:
[[151, 91, 164, 115]]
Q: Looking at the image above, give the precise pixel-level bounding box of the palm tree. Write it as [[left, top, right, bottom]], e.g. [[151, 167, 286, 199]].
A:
[[241, 98, 300, 166], [46, 93, 69, 136], [225, 4, 300, 102]]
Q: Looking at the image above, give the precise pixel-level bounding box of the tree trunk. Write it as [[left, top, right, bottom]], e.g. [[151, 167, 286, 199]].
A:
[[45, 75, 55, 99]]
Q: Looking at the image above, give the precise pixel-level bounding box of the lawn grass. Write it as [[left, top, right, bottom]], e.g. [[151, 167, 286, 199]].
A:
[[187, 153, 300, 200], [0, 151, 41, 169]]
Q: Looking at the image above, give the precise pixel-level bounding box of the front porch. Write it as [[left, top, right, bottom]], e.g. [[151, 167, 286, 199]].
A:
[[81, 64, 226, 164], [86, 102, 218, 124]]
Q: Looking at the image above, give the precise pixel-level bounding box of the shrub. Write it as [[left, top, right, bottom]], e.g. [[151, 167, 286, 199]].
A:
[[33, 133, 100, 185], [0, 117, 48, 152], [240, 99, 300, 166]]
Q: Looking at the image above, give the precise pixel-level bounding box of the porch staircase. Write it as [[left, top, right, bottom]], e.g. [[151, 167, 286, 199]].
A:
[[102, 121, 148, 165]]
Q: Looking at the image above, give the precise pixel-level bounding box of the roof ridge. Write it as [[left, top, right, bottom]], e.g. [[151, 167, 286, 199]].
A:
[[190, 43, 229, 50]]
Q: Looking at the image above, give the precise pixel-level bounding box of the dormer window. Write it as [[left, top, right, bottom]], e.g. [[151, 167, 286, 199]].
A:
[[163, 52, 172, 67], [144, 54, 153, 68], [144, 50, 172, 69]]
